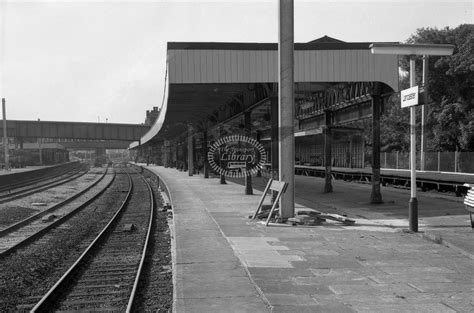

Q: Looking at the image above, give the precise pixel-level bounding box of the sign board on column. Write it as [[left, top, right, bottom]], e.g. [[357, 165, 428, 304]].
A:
[[401, 86, 419, 108]]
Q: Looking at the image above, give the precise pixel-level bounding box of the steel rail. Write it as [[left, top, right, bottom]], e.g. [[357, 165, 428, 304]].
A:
[[31, 171, 134, 313], [0, 169, 115, 259], [126, 174, 155, 312], [0, 166, 110, 238], [0, 162, 82, 193], [0, 166, 88, 203]]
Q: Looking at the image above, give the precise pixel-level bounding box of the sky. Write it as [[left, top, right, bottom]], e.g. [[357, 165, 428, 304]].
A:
[[0, 0, 472, 125]]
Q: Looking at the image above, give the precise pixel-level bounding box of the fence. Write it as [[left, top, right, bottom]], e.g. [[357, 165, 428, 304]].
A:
[[382, 151, 474, 174]]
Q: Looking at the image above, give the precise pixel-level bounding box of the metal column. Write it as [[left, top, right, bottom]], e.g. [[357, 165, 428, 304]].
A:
[[203, 129, 209, 178], [421, 55, 428, 171], [164, 140, 169, 168], [175, 143, 179, 169], [219, 126, 226, 184], [370, 83, 383, 203], [270, 96, 279, 180], [187, 124, 194, 176], [409, 56, 418, 232], [324, 110, 333, 193], [278, 0, 295, 219], [244, 111, 253, 195]]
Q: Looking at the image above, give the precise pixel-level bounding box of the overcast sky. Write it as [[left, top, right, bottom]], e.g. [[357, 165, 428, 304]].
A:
[[0, 0, 471, 124]]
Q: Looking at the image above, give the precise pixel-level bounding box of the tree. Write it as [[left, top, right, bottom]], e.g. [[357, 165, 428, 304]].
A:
[[398, 24, 474, 152], [380, 93, 410, 152]]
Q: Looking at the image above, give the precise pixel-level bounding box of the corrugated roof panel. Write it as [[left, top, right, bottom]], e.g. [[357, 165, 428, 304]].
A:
[[167, 47, 398, 91]]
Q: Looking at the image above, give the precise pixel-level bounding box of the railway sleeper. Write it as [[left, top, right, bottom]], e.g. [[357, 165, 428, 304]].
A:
[[85, 263, 137, 269], [15, 304, 37, 311], [59, 305, 125, 312], [80, 277, 130, 284], [95, 252, 142, 258], [60, 298, 125, 307], [57, 307, 124, 312], [80, 272, 136, 278], [66, 290, 128, 297], [73, 283, 133, 289], [86, 267, 138, 273], [91, 261, 140, 268], [100, 244, 143, 251]]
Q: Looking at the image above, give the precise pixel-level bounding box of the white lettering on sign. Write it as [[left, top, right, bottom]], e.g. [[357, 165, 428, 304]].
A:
[[401, 86, 419, 108]]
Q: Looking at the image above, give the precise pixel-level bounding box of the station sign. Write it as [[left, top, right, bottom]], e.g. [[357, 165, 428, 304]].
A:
[[208, 135, 267, 178], [401, 86, 419, 108]]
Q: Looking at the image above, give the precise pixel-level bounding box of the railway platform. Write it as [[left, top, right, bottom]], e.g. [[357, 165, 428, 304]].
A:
[[0, 166, 45, 176], [145, 165, 473, 313]]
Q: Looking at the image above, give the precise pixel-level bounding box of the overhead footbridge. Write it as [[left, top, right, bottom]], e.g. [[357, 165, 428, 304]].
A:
[[1, 120, 149, 141]]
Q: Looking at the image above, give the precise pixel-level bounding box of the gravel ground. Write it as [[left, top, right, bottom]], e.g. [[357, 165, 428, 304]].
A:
[[0, 169, 130, 311], [0, 166, 173, 312], [0, 167, 105, 230], [0, 206, 37, 228], [134, 167, 173, 313]]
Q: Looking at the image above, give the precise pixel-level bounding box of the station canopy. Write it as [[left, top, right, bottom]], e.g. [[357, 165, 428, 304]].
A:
[[130, 36, 399, 148]]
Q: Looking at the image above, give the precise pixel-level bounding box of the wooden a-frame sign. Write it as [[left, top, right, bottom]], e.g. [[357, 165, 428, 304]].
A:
[[252, 178, 288, 226]]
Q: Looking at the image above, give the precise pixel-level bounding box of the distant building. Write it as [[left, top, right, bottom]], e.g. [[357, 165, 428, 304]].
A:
[[145, 107, 160, 126]]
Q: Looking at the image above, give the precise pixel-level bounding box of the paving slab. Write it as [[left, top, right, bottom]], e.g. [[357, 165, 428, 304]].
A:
[[146, 166, 474, 313]]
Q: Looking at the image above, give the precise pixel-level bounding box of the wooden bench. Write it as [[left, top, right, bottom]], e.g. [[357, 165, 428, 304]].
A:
[[464, 183, 474, 228]]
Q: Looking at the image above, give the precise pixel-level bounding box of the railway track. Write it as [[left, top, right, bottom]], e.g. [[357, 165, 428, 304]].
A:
[[0, 162, 85, 194], [0, 167, 114, 258], [0, 163, 89, 204], [31, 168, 155, 312]]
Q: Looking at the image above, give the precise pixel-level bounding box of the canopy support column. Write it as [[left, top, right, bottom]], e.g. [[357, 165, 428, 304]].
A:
[[244, 111, 253, 195], [219, 126, 226, 184], [270, 96, 279, 180], [203, 128, 209, 178], [278, 0, 295, 219], [163, 140, 169, 168], [371, 83, 383, 204], [187, 124, 194, 176], [324, 110, 333, 193]]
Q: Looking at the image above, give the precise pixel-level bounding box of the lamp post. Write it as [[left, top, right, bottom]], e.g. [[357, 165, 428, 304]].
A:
[[370, 43, 454, 232]]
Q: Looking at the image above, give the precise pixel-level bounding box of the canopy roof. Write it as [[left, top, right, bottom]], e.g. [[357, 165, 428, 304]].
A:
[[131, 37, 399, 148]]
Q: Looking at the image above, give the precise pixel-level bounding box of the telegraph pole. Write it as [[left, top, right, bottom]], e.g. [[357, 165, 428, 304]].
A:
[[1, 2, 8, 170], [2, 98, 9, 170]]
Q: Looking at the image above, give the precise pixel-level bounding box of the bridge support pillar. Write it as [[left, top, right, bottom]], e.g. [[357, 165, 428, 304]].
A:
[[370, 83, 383, 204], [38, 138, 43, 166], [95, 147, 106, 165], [324, 110, 333, 193], [187, 124, 194, 176], [244, 111, 253, 195]]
